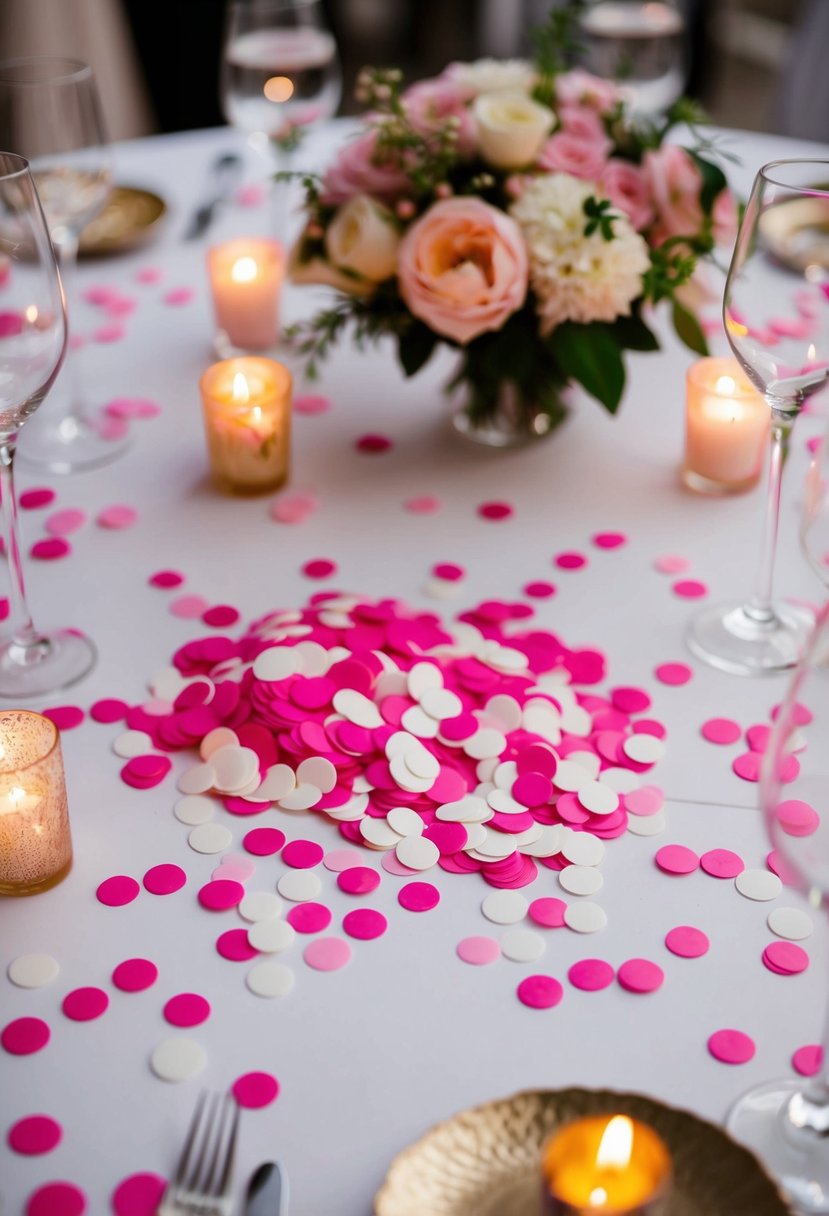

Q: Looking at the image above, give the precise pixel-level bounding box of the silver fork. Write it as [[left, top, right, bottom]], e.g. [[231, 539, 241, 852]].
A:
[[159, 1091, 240, 1216]]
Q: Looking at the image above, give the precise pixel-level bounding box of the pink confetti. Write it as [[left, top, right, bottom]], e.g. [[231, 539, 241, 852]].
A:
[[270, 493, 318, 524], [7, 1114, 62, 1156], [617, 958, 664, 993], [149, 570, 184, 589], [0, 598, 8, 621], [611, 686, 651, 714], [45, 509, 87, 536], [107, 396, 162, 419], [170, 594, 210, 619], [356, 433, 393, 453], [1, 1016, 50, 1055], [121, 754, 172, 789], [301, 558, 337, 580], [732, 752, 761, 782], [93, 323, 126, 343], [554, 551, 586, 569], [62, 986, 109, 1021], [30, 537, 71, 561], [776, 799, 819, 837], [456, 936, 500, 965], [655, 844, 699, 875], [701, 717, 741, 745], [528, 897, 567, 928], [624, 785, 664, 817], [523, 581, 556, 599], [281, 839, 324, 869], [665, 926, 709, 958], [303, 936, 352, 971], [771, 701, 813, 727], [287, 902, 332, 933], [111, 958, 157, 992], [202, 605, 240, 628], [568, 959, 614, 991], [324, 848, 364, 872], [236, 183, 267, 207], [90, 698, 129, 724], [83, 285, 119, 305], [654, 555, 690, 574], [516, 974, 563, 1009], [42, 705, 84, 730], [111, 1173, 167, 1216], [404, 495, 442, 514], [592, 532, 627, 549], [216, 929, 258, 962], [232, 1071, 279, 1109], [97, 504, 138, 530], [294, 394, 331, 415], [136, 267, 163, 284], [142, 863, 186, 895], [163, 287, 194, 306], [478, 501, 514, 521], [96, 875, 140, 907], [745, 723, 771, 753], [243, 827, 285, 856], [163, 993, 211, 1027], [337, 866, 380, 895], [432, 562, 466, 582], [342, 908, 388, 940], [793, 1045, 823, 1077], [20, 487, 55, 509], [700, 849, 744, 879], [25, 1182, 87, 1216], [708, 1028, 756, 1064], [763, 941, 809, 975], [398, 881, 440, 912], [655, 662, 693, 686], [198, 879, 245, 911], [104, 297, 137, 318], [672, 579, 708, 599]]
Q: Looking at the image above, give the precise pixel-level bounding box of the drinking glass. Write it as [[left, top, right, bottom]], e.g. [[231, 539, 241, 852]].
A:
[[577, 0, 686, 116], [0, 153, 96, 695], [802, 422, 829, 587], [687, 161, 829, 676], [726, 602, 829, 1211], [220, 0, 341, 233], [0, 56, 128, 473]]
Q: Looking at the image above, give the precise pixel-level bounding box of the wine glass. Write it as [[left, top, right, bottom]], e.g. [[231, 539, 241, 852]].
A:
[[577, 0, 687, 116], [0, 153, 96, 695], [687, 160, 829, 676], [726, 602, 829, 1211], [220, 0, 341, 235], [802, 421, 829, 587], [0, 56, 129, 473]]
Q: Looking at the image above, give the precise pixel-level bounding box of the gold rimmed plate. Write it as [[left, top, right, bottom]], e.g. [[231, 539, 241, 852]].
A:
[[374, 1088, 792, 1215], [759, 194, 829, 273], [79, 185, 166, 256]]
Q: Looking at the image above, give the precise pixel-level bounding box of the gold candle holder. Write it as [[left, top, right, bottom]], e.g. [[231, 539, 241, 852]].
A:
[[0, 710, 72, 896], [541, 1115, 671, 1215], [199, 356, 292, 495], [682, 357, 769, 495]]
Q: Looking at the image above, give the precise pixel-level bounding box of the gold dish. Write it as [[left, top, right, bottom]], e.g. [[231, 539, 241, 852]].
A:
[[374, 1087, 792, 1216], [760, 195, 829, 272], [79, 185, 166, 256]]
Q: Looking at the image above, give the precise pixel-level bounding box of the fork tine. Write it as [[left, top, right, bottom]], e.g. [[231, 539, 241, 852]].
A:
[[187, 1091, 220, 1194], [172, 1090, 209, 1188], [216, 1097, 241, 1197], [201, 1093, 239, 1197]]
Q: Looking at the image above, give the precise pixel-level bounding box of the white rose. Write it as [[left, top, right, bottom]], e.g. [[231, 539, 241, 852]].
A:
[[447, 58, 537, 97], [325, 194, 400, 283], [288, 246, 374, 297], [473, 92, 555, 170]]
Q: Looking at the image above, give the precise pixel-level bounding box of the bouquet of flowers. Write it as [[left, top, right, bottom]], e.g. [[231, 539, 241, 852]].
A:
[[287, 13, 737, 444]]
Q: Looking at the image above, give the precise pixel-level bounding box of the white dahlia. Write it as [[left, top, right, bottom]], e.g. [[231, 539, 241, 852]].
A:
[[509, 173, 651, 333], [446, 58, 536, 97]]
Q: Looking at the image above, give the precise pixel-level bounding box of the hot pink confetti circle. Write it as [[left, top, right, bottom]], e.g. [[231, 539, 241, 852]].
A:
[[708, 1028, 756, 1064], [90, 698, 129, 724], [31, 537, 71, 561], [568, 959, 614, 991], [337, 866, 380, 895], [528, 898, 567, 928], [398, 881, 440, 912], [163, 287, 194, 306], [655, 845, 699, 875], [554, 552, 586, 570], [149, 570, 184, 589], [216, 929, 258, 962], [763, 941, 809, 975], [243, 827, 285, 856], [96, 875, 140, 907], [42, 705, 84, 730], [672, 579, 708, 598], [287, 902, 332, 933], [700, 849, 744, 879], [301, 559, 337, 580], [121, 754, 172, 789], [523, 581, 556, 599], [732, 753, 762, 782], [281, 839, 324, 869], [20, 487, 55, 510], [111, 1173, 167, 1216], [478, 501, 513, 521], [617, 958, 664, 993], [793, 1045, 823, 1077], [517, 975, 563, 1009], [592, 532, 627, 549], [665, 926, 709, 958], [701, 717, 742, 745], [2, 1017, 50, 1055], [356, 433, 392, 453], [25, 1182, 87, 1216], [777, 800, 820, 837], [654, 662, 693, 686], [457, 936, 501, 965], [432, 562, 465, 582], [143, 864, 186, 895], [294, 394, 331, 415], [303, 936, 352, 971], [342, 908, 388, 940], [202, 605, 240, 628], [112, 958, 158, 992], [198, 879, 245, 911], [232, 1071, 280, 1109], [163, 993, 211, 1027], [62, 987, 109, 1022], [7, 1114, 62, 1155]]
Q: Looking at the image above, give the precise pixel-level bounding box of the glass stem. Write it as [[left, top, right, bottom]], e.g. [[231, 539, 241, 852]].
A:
[[271, 146, 293, 241], [786, 903, 829, 1133], [745, 407, 794, 626], [0, 438, 47, 662], [51, 233, 88, 431]]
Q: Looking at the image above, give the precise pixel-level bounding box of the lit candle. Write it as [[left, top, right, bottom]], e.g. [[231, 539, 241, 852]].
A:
[[200, 356, 292, 494], [683, 357, 769, 494], [207, 238, 284, 355], [541, 1114, 671, 1214], [0, 711, 72, 896]]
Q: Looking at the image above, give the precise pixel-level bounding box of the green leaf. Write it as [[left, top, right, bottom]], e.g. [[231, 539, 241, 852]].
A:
[[398, 322, 439, 378], [548, 322, 626, 414], [612, 312, 660, 352], [672, 302, 709, 356], [689, 152, 728, 215]]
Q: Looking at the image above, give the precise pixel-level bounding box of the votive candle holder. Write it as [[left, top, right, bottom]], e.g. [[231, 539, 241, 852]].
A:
[[0, 710, 72, 896]]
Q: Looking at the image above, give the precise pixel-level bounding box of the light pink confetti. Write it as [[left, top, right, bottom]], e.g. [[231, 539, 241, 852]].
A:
[[45, 508, 86, 536], [270, 493, 318, 524], [665, 926, 709, 958], [92, 323, 126, 343], [105, 397, 161, 420], [404, 495, 442, 514], [163, 287, 194, 306], [303, 936, 352, 971], [136, 266, 164, 284], [777, 799, 819, 837], [654, 555, 690, 575], [294, 394, 331, 415], [457, 936, 500, 965], [236, 183, 267, 207], [97, 504, 137, 530], [170, 594, 210, 619]]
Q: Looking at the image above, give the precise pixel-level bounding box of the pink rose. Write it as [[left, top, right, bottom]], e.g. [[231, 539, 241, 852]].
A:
[[601, 159, 654, 232], [536, 132, 609, 181], [643, 145, 704, 244], [322, 130, 411, 205], [397, 197, 527, 345], [402, 77, 477, 156], [712, 187, 739, 247], [558, 104, 612, 157], [555, 69, 620, 114]]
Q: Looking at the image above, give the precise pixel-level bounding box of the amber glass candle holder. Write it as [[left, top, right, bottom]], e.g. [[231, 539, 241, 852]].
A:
[[0, 710, 72, 896], [541, 1115, 671, 1214], [200, 356, 292, 495]]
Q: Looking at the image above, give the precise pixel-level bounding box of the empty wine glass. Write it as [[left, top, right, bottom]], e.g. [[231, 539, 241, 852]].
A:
[[220, 0, 341, 234], [802, 421, 829, 587], [0, 56, 128, 473], [687, 160, 829, 676], [577, 0, 687, 116], [0, 152, 96, 695], [726, 602, 829, 1211]]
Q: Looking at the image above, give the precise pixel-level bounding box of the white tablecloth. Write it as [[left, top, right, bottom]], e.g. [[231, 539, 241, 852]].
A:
[[1, 121, 828, 1215]]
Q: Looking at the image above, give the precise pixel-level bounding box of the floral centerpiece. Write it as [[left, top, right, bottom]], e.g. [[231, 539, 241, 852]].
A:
[[287, 13, 737, 445]]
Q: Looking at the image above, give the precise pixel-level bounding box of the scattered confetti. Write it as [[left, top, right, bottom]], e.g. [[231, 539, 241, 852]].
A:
[[30, 537, 71, 561], [592, 532, 627, 549], [7, 1114, 62, 1156], [96, 875, 140, 907], [111, 1173, 167, 1216], [303, 936, 352, 971], [112, 958, 158, 992], [404, 495, 442, 514], [654, 662, 693, 686], [97, 504, 138, 530], [42, 706, 84, 730], [568, 958, 614, 991], [793, 1045, 823, 1077], [701, 717, 741, 745], [478, 501, 513, 521], [301, 559, 337, 580], [294, 394, 331, 415], [708, 1028, 756, 1065], [672, 579, 708, 599], [20, 487, 55, 510], [149, 570, 185, 589], [665, 926, 709, 958], [356, 433, 392, 453], [232, 1071, 279, 1108], [24, 1182, 87, 1216], [554, 551, 587, 570], [62, 987, 109, 1022], [516, 974, 563, 1009]]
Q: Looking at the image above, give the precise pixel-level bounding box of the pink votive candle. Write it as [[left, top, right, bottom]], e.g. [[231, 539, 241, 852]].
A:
[[207, 238, 284, 353], [682, 357, 769, 494]]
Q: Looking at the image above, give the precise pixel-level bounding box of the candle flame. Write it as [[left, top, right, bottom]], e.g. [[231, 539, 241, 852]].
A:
[[715, 375, 736, 396], [808, 344, 817, 361], [231, 256, 258, 283], [588, 1187, 609, 1207], [24, 304, 38, 324], [595, 1116, 634, 1171], [232, 373, 250, 405], [264, 75, 294, 103]]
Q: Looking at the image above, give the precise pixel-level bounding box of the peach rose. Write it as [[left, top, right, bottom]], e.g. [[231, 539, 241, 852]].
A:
[[322, 130, 411, 205], [555, 69, 620, 114], [536, 132, 609, 181], [601, 159, 654, 232], [643, 145, 704, 244], [397, 197, 527, 345], [402, 77, 477, 157]]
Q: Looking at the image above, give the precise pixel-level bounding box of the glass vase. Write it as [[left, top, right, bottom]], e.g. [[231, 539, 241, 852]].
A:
[[451, 378, 569, 449]]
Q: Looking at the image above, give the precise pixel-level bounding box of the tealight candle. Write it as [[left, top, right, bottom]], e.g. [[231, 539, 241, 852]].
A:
[[207, 238, 284, 356], [200, 356, 292, 494], [0, 711, 72, 896], [682, 357, 769, 494], [541, 1114, 671, 1214]]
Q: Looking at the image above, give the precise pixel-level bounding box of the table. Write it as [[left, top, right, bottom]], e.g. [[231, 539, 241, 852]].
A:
[[1, 120, 828, 1215]]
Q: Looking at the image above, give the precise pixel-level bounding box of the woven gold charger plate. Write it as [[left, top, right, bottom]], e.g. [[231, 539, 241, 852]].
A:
[[760, 195, 829, 272], [79, 185, 166, 256], [374, 1088, 792, 1216]]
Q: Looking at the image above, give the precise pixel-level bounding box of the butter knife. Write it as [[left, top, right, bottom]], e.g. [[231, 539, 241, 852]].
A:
[[183, 151, 243, 240], [245, 1160, 289, 1216]]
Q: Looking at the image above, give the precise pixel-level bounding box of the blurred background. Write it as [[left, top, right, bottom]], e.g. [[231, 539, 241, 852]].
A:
[[0, 0, 826, 143]]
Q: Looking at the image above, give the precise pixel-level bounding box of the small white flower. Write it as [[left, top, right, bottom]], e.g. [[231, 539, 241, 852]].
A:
[[325, 194, 400, 282], [473, 92, 555, 171], [510, 173, 651, 332], [447, 58, 537, 97]]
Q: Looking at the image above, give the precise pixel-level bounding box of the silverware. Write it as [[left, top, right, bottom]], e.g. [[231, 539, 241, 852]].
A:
[[245, 1161, 289, 1216], [183, 152, 243, 241], [159, 1091, 240, 1216]]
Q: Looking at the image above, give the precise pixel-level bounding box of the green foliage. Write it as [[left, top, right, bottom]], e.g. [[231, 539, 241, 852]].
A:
[[531, 4, 584, 107], [583, 196, 619, 241], [548, 322, 626, 413], [672, 301, 709, 356], [398, 321, 439, 377]]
